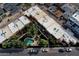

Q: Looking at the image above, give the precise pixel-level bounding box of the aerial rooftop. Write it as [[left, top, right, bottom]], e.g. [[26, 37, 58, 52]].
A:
[[0, 16, 30, 43], [72, 11, 79, 21], [61, 4, 78, 19], [24, 5, 78, 44]]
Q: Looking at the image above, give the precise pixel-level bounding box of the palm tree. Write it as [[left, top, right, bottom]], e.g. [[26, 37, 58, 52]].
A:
[[39, 39, 48, 47]]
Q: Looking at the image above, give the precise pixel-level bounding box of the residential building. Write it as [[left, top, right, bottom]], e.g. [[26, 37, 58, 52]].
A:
[[48, 4, 63, 18], [3, 3, 21, 14], [65, 11, 79, 38], [61, 4, 78, 19], [24, 5, 78, 44], [0, 16, 30, 43], [48, 5, 57, 13]]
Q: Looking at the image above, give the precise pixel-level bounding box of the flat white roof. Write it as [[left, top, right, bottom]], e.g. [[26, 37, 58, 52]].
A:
[[47, 25, 64, 39], [8, 22, 19, 33], [14, 19, 24, 30], [24, 7, 34, 16], [72, 11, 79, 22], [24, 5, 78, 44], [19, 16, 30, 25], [8, 16, 30, 34], [38, 16, 54, 28]]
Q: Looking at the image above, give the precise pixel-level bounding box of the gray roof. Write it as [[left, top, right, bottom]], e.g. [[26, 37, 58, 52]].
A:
[[61, 4, 77, 12], [3, 4, 20, 14], [0, 8, 4, 15]]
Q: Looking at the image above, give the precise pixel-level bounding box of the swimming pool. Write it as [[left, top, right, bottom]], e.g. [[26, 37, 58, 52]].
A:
[[24, 38, 34, 46]]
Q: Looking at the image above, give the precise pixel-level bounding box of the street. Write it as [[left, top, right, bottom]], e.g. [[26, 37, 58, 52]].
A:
[[0, 47, 79, 56]]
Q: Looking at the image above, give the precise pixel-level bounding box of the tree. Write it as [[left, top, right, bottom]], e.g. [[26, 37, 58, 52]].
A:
[[39, 39, 48, 47], [2, 43, 7, 49], [2, 42, 12, 48], [22, 3, 31, 8], [2, 34, 23, 48], [27, 24, 38, 37], [11, 35, 19, 40], [14, 41, 24, 48], [21, 3, 31, 11]]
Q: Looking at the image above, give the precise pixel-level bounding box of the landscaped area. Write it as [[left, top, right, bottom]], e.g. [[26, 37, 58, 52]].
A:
[[1, 23, 50, 48]]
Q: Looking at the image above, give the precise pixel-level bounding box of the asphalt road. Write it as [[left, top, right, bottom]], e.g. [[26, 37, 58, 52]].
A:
[[0, 47, 79, 56]]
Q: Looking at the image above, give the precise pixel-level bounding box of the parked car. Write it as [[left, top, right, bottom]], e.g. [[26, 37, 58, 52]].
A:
[[58, 49, 65, 53], [65, 48, 72, 52], [29, 49, 38, 53], [42, 48, 49, 52]]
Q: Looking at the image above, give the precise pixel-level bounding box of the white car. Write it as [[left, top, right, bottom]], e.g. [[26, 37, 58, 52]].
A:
[[42, 48, 49, 52], [66, 48, 72, 52], [30, 49, 38, 53]]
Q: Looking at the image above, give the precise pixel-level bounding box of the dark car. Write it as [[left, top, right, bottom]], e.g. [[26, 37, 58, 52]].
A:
[[58, 49, 65, 53]]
